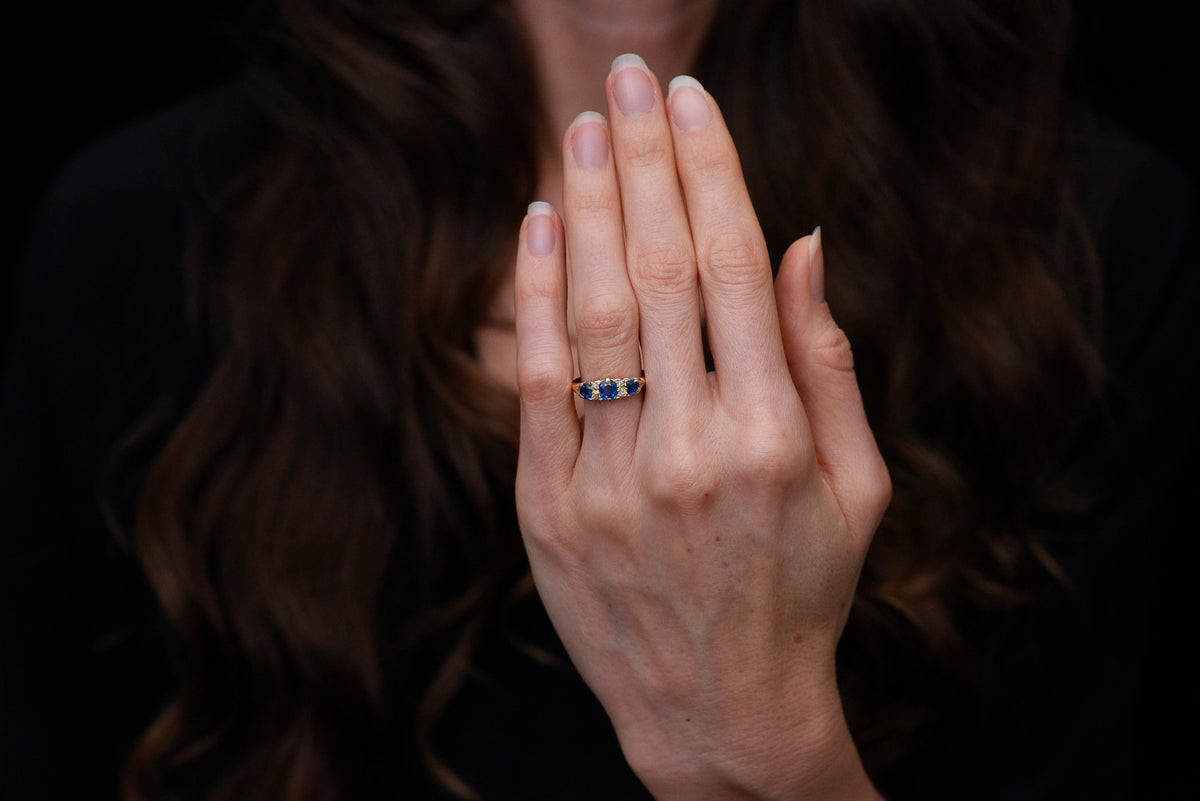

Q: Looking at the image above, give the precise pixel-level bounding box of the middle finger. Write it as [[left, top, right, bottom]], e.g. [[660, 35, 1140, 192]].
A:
[[607, 54, 709, 417]]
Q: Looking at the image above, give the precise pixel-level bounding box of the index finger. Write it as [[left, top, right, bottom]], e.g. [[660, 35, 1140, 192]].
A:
[[515, 202, 580, 497], [666, 75, 793, 409]]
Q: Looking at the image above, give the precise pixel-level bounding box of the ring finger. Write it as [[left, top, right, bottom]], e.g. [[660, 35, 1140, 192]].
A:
[[563, 110, 644, 453]]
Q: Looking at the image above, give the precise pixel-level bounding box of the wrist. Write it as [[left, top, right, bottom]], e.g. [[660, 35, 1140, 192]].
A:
[[630, 673, 882, 801]]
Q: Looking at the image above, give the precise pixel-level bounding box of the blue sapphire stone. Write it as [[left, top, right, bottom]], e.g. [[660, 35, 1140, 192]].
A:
[[625, 378, 641, 395], [598, 379, 619, 400], [578, 382, 594, 400]]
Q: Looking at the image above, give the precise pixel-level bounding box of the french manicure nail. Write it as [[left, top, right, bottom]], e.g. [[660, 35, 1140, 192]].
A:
[[527, 202, 556, 256], [571, 111, 609, 168], [612, 53, 655, 116], [667, 75, 711, 131], [809, 226, 825, 303]]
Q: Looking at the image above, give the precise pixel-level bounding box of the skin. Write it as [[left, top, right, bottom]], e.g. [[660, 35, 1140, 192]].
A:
[[511, 55, 892, 801], [489, 2, 892, 797], [512, 0, 721, 158], [477, 0, 720, 387]]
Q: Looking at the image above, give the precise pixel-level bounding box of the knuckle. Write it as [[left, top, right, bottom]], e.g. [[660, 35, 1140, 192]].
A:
[[575, 485, 621, 532], [703, 230, 768, 287], [515, 475, 572, 550], [635, 241, 695, 290], [564, 186, 619, 218], [575, 293, 639, 345], [810, 323, 857, 375], [845, 454, 893, 544], [867, 457, 894, 522], [516, 357, 567, 404], [647, 444, 715, 506], [515, 269, 561, 306], [689, 143, 739, 178], [739, 428, 805, 485], [620, 131, 672, 169]]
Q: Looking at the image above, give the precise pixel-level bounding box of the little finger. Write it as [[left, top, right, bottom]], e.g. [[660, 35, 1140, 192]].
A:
[[515, 202, 580, 501]]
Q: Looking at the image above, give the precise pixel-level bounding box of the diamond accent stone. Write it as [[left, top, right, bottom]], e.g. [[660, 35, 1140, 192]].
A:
[[573, 375, 644, 401]]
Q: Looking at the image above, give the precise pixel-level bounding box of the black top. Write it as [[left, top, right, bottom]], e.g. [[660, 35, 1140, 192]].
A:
[[2, 82, 1198, 800]]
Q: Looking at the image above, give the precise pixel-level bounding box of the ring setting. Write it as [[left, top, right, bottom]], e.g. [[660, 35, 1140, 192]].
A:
[[572, 375, 645, 401]]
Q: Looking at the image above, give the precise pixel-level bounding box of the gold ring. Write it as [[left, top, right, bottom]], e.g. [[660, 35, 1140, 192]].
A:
[[571, 375, 645, 401]]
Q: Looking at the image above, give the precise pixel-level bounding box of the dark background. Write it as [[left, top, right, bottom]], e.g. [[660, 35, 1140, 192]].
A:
[[5, 1, 1198, 355]]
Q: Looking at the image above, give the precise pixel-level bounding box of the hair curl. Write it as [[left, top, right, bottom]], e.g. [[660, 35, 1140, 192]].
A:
[[123, 0, 1101, 798]]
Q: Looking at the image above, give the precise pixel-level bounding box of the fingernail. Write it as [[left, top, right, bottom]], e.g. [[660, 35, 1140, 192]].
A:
[[809, 226, 825, 303], [571, 111, 609, 168], [611, 54, 655, 116], [527, 202, 556, 256], [667, 75, 711, 131]]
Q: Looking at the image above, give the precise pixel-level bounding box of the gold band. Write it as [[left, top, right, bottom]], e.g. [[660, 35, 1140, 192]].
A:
[[571, 375, 645, 401]]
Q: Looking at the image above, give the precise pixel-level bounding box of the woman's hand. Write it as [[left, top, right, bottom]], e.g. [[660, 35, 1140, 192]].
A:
[[513, 55, 890, 801]]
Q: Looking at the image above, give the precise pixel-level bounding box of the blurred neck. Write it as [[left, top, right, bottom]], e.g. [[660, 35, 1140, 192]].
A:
[[512, 0, 719, 186], [477, 2, 718, 391]]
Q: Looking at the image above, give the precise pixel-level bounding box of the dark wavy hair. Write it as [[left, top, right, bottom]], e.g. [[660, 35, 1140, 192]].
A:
[[123, 0, 1101, 798]]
